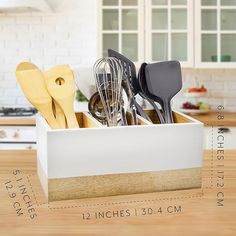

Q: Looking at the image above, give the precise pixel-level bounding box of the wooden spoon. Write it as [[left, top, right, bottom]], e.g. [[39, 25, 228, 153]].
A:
[[44, 70, 67, 129], [18, 62, 66, 128], [16, 62, 60, 129], [44, 65, 79, 128]]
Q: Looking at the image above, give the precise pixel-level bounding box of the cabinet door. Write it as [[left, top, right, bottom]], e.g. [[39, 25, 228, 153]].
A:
[[145, 0, 193, 67], [195, 0, 236, 68], [100, 0, 144, 63]]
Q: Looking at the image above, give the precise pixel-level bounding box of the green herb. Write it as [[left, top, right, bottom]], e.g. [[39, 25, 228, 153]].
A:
[[75, 89, 88, 102]]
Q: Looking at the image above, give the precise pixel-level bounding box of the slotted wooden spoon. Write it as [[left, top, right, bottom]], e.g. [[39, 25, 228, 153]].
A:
[[44, 65, 79, 128], [44, 69, 66, 129], [16, 62, 60, 129]]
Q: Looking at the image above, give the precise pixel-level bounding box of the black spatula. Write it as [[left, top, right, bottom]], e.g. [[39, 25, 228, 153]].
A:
[[145, 61, 182, 123]]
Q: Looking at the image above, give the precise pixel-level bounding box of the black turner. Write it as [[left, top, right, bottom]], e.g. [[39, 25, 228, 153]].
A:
[[108, 49, 151, 122], [145, 61, 182, 123]]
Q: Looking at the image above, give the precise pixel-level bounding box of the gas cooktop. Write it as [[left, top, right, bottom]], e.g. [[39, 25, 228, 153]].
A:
[[0, 107, 38, 117]]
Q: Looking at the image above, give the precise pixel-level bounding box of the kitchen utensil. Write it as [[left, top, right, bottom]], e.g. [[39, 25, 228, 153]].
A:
[[93, 57, 123, 127], [20, 62, 66, 128], [88, 91, 107, 125], [44, 68, 68, 129], [138, 63, 165, 124], [108, 49, 147, 123], [16, 62, 60, 129], [45, 65, 79, 128], [121, 78, 138, 125], [16, 62, 66, 128], [145, 61, 182, 123], [108, 49, 164, 123], [88, 90, 126, 126]]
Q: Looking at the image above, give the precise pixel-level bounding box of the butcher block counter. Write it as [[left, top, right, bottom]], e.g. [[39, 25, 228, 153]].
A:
[[0, 117, 36, 126], [0, 150, 235, 236], [189, 112, 236, 126]]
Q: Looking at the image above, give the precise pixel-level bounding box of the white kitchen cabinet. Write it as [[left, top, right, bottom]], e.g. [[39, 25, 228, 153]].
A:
[[99, 0, 236, 68], [99, 0, 193, 66], [204, 126, 236, 149], [99, 0, 144, 62], [195, 0, 236, 68], [145, 0, 194, 67]]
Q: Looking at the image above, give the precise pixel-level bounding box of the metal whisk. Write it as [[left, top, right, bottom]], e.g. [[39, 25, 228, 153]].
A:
[[93, 57, 123, 127]]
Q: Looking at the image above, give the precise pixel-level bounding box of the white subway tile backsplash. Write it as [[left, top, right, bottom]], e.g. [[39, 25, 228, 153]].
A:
[[0, 17, 15, 24], [4, 72, 15, 80], [0, 40, 5, 48], [4, 88, 22, 96], [224, 98, 236, 106], [0, 81, 17, 88], [201, 81, 225, 90], [0, 89, 4, 96], [17, 32, 44, 41], [16, 16, 42, 24], [3, 24, 29, 32], [225, 82, 236, 90], [16, 97, 31, 106], [0, 97, 16, 106], [30, 40, 56, 49], [5, 40, 30, 49]]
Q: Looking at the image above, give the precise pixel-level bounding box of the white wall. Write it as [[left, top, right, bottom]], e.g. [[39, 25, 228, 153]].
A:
[[173, 68, 236, 112], [0, 1, 236, 112], [0, 0, 97, 107]]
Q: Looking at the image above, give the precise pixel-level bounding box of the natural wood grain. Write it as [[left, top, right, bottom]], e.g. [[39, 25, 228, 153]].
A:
[[0, 150, 236, 236], [16, 62, 60, 129], [80, 112, 103, 128], [144, 110, 192, 124], [44, 65, 79, 128], [44, 68, 67, 129], [46, 168, 201, 201], [189, 111, 236, 126], [0, 117, 36, 126]]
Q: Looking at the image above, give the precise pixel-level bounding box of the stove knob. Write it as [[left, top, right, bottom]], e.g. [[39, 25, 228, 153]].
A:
[[0, 130, 6, 139], [13, 129, 20, 139]]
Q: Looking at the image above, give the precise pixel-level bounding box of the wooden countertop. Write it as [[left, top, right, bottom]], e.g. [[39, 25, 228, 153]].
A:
[[188, 112, 236, 126], [0, 150, 235, 236], [0, 117, 36, 126]]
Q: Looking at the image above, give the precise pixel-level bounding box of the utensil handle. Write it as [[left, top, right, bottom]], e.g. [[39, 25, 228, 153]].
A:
[[58, 100, 79, 128], [163, 99, 174, 124], [134, 100, 152, 122], [121, 107, 128, 126], [40, 104, 60, 129], [139, 92, 165, 124], [131, 106, 138, 125]]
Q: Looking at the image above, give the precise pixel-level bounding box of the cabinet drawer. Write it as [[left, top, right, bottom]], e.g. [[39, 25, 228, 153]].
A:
[[0, 143, 37, 150], [0, 126, 36, 143]]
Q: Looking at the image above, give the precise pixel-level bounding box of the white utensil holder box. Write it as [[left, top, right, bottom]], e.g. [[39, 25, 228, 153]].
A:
[[36, 110, 203, 202]]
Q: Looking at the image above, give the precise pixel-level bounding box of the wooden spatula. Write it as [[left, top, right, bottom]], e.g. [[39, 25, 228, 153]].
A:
[[16, 62, 60, 129], [44, 65, 79, 128], [44, 70, 66, 129]]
